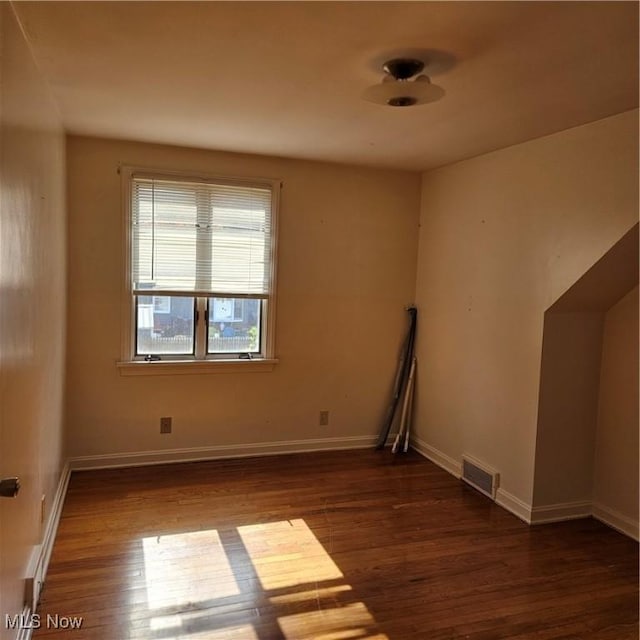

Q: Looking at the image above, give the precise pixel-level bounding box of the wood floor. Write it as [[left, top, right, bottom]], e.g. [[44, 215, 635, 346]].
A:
[[34, 449, 638, 639]]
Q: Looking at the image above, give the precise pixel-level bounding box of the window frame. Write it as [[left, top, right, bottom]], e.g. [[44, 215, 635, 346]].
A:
[[119, 166, 280, 374]]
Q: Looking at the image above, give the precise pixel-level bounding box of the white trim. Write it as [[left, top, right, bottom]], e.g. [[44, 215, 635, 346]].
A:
[[116, 358, 278, 376], [414, 461, 637, 537], [121, 164, 134, 361], [592, 502, 639, 541], [24, 463, 71, 612], [408, 438, 627, 529], [495, 488, 532, 524], [265, 183, 279, 360], [69, 436, 377, 470], [410, 435, 462, 478], [39, 462, 71, 585], [410, 438, 534, 523], [529, 500, 592, 525], [17, 461, 71, 640], [119, 165, 281, 364], [121, 165, 280, 189]]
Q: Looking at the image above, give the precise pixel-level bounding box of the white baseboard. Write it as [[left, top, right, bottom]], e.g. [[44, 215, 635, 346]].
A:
[[410, 435, 462, 478], [529, 500, 592, 525], [19, 435, 637, 640], [410, 437, 535, 523], [28, 462, 70, 607], [495, 488, 532, 524], [18, 462, 71, 640], [69, 435, 377, 470], [592, 502, 639, 541]]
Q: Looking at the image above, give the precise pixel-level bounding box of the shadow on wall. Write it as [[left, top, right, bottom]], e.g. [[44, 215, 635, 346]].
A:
[[532, 223, 639, 535]]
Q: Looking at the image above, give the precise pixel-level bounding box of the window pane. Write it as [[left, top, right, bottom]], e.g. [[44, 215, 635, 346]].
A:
[[136, 296, 195, 355], [208, 298, 261, 354]]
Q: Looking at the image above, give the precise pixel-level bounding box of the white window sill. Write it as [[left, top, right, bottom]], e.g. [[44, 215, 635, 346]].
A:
[[116, 358, 278, 376]]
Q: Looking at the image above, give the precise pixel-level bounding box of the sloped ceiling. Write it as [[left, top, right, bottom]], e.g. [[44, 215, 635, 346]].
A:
[[14, 1, 639, 170], [550, 224, 639, 314]]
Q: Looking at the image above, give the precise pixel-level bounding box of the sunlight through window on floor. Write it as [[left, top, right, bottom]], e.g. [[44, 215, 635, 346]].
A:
[[139, 520, 386, 640], [268, 583, 353, 605], [142, 529, 240, 610], [278, 602, 389, 640], [237, 518, 343, 590]]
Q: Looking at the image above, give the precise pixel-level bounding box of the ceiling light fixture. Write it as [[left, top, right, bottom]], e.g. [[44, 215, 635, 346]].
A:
[[363, 58, 445, 108]]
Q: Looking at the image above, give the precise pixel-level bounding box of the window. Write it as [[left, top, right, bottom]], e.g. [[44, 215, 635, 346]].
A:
[[122, 168, 279, 368]]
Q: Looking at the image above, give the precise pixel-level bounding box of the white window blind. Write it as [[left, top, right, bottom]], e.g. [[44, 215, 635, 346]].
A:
[[131, 176, 273, 297]]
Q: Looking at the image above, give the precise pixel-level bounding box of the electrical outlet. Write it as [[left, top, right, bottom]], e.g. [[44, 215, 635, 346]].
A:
[[160, 417, 172, 434], [319, 410, 329, 426]]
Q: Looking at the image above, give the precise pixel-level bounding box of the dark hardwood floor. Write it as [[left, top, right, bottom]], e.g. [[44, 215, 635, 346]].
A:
[[34, 449, 638, 639]]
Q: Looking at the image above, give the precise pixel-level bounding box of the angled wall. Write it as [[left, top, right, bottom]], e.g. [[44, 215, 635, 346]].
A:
[[413, 110, 639, 517], [532, 311, 604, 514], [532, 224, 639, 527], [593, 286, 639, 538]]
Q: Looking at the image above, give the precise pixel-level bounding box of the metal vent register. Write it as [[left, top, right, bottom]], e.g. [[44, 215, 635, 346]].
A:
[[462, 456, 499, 500]]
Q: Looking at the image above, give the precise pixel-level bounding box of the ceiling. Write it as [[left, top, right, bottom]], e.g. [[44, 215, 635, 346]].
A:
[[14, 1, 639, 172]]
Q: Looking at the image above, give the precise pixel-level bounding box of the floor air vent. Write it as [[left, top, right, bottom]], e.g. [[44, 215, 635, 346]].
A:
[[462, 455, 499, 500]]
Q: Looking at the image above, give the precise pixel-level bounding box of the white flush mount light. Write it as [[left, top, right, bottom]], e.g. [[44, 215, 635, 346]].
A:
[[363, 58, 445, 107]]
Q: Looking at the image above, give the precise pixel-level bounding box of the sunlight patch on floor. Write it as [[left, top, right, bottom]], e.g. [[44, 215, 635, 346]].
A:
[[238, 518, 343, 590], [142, 529, 240, 610], [147, 620, 259, 640], [147, 609, 259, 639], [168, 623, 259, 639], [140, 520, 386, 639], [278, 602, 389, 640], [269, 583, 353, 605]]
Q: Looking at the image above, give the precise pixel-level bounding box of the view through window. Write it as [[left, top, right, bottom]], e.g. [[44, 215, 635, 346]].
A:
[[126, 170, 278, 361]]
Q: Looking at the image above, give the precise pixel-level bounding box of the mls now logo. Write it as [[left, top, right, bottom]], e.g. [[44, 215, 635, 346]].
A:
[[5, 613, 83, 630], [5, 614, 41, 630]]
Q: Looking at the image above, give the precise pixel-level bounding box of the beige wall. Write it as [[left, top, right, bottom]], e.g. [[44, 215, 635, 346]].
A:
[[414, 109, 639, 509], [533, 312, 604, 507], [532, 225, 638, 513], [65, 136, 420, 459], [593, 286, 639, 533], [0, 4, 66, 634]]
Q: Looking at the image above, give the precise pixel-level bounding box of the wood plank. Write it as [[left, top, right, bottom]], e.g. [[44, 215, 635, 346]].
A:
[[34, 450, 638, 639]]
